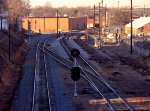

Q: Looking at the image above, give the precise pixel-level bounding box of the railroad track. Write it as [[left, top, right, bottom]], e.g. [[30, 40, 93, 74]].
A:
[[59, 36, 134, 111], [74, 38, 119, 63], [75, 37, 150, 77], [32, 38, 51, 111]]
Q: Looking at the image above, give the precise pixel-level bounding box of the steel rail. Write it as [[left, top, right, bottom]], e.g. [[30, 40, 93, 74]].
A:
[[73, 38, 134, 111], [43, 40, 115, 110], [43, 38, 52, 111], [60, 36, 116, 110], [61, 36, 134, 111], [32, 38, 51, 111]]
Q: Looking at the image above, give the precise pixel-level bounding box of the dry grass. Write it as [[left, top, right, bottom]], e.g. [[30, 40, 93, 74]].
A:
[[0, 32, 29, 110]]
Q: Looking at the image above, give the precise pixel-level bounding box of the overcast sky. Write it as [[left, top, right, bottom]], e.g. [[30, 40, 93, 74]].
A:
[[30, 0, 150, 8]]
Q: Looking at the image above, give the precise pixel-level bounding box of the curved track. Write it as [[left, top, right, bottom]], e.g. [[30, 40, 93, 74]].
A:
[[32, 38, 51, 111], [59, 36, 134, 111]]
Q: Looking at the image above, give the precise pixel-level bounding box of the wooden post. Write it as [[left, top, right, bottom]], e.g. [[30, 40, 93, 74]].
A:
[[9, 24, 11, 61], [99, 3, 101, 48], [57, 9, 58, 38], [130, 0, 133, 54], [94, 4, 95, 34]]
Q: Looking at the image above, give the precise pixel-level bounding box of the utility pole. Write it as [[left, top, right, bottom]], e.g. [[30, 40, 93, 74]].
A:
[[9, 24, 11, 61], [44, 17, 45, 32], [130, 0, 133, 54], [57, 9, 59, 38], [105, 4, 107, 29], [94, 4, 95, 34], [102, 0, 103, 34], [99, 3, 101, 48]]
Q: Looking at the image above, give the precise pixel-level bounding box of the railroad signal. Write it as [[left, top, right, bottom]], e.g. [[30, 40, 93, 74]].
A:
[[71, 49, 80, 97], [71, 67, 80, 81], [71, 49, 80, 57]]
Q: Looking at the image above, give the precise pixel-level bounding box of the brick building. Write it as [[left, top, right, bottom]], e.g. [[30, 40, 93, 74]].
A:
[[22, 17, 87, 33], [87, 19, 94, 28], [125, 17, 150, 35]]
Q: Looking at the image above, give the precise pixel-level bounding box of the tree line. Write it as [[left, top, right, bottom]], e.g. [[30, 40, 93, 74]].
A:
[[30, 2, 134, 26], [0, 0, 30, 25], [0, 0, 147, 27]]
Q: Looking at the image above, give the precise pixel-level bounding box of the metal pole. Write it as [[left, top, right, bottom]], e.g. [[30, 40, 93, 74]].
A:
[[74, 81, 77, 97], [94, 4, 95, 34], [74, 57, 77, 97], [74, 57, 77, 66], [57, 9, 58, 38], [99, 3, 101, 48], [101, 0, 103, 35], [130, 0, 133, 54]]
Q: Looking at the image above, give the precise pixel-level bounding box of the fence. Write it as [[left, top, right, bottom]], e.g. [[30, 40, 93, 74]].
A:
[[122, 38, 150, 57]]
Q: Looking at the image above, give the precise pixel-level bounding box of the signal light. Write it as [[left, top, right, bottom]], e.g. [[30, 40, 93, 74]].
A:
[[71, 67, 80, 81], [71, 49, 80, 57]]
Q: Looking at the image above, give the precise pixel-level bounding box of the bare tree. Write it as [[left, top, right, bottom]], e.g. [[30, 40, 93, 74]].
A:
[[109, 8, 131, 25], [22, 0, 31, 17], [4, 0, 31, 25], [31, 2, 53, 17], [31, 5, 93, 18]]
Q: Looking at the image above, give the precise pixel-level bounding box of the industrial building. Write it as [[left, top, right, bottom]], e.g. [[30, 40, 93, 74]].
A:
[[22, 17, 87, 33], [125, 17, 150, 35]]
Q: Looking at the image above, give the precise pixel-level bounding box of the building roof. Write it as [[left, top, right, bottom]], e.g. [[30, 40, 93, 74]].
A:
[[125, 17, 150, 28]]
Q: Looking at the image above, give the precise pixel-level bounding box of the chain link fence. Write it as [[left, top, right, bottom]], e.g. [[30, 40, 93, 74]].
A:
[[121, 37, 150, 57]]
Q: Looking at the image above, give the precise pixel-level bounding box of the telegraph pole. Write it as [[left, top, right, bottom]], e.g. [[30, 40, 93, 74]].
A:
[[99, 3, 101, 48], [102, 0, 103, 33], [44, 17, 45, 32], [9, 24, 11, 61], [94, 4, 95, 34], [57, 9, 59, 38], [105, 4, 107, 29], [130, 0, 133, 54]]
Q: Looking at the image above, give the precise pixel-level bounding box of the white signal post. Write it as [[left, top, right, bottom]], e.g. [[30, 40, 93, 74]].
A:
[[71, 49, 80, 97], [74, 57, 77, 97]]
